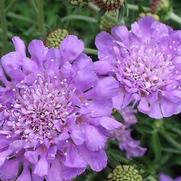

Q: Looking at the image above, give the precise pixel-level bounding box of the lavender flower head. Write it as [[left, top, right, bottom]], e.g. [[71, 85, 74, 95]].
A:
[[114, 107, 146, 158], [0, 36, 121, 181], [160, 173, 181, 181], [95, 16, 181, 118]]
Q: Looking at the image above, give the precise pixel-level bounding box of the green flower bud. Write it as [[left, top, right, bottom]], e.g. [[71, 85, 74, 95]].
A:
[[151, 0, 172, 19], [45, 29, 69, 48], [107, 165, 143, 181], [100, 11, 118, 31], [69, 0, 89, 5], [139, 12, 159, 21], [93, 0, 124, 11]]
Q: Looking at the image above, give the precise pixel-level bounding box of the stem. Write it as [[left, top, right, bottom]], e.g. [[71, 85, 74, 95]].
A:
[[84, 48, 98, 55], [62, 15, 98, 23], [35, 0, 45, 38], [0, 0, 8, 55], [162, 132, 181, 150], [169, 11, 181, 25]]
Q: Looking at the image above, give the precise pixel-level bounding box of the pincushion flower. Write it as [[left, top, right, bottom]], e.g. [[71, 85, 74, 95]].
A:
[[95, 16, 181, 119], [0, 35, 121, 181], [113, 107, 146, 158]]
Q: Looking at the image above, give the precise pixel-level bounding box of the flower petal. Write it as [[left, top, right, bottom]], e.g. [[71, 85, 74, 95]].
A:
[[0, 159, 19, 180], [79, 145, 107, 172], [17, 165, 31, 181], [94, 77, 119, 99], [94, 60, 113, 75], [60, 35, 84, 62], [12, 36, 26, 57], [34, 157, 49, 177], [99, 117, 122, 130], [64, 145, 87, 168], [85, 125, 107, 151]]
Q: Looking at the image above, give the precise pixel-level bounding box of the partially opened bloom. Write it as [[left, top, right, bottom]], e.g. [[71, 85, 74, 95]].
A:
[[95, 16, 181, 119], [0, 36, 121, 181], [114, 107, 146, 158], [160, 173, 181, 181]]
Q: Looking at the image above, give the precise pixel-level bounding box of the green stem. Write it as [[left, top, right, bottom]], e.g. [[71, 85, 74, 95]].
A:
[[5, 0, 16, 12], [169, 11, 181, 25], [0, 0, 8, 55], [35, 0, 45, 38], [84, 48, 98, 55], [62, 15, 98, 23], [162, 132, 181, 150]]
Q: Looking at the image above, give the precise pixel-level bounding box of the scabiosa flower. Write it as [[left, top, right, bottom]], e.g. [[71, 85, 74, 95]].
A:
[[95, 16, 181, 119], [0, 35, 121, 181], [160, 173, 181, 181], [113, 107, 146, 158]]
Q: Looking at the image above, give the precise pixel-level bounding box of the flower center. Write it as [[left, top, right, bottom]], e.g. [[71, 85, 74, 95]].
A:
[[5, 75, 77, 145], [116, 43, 175, 94]]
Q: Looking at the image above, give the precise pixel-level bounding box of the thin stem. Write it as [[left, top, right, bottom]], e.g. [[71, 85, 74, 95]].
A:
[[35, 0, 45, 38], [162, 132, 181, 150], [169, 11, 181, 25], [62, 15, 98, 23], [5, 0, 16, 12], [0, 0, 8, 55], [84, 48, 98, 55]]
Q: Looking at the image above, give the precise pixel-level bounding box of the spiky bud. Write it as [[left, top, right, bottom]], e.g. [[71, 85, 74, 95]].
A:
[[100, 11, 118, 31], [69, 0, 88, 5], [150, 0, 171, 19], [92, 0, 124, 11], [45, 29, 69, 48], [139, 12, 159, 21], [107, 165, 143, 181]]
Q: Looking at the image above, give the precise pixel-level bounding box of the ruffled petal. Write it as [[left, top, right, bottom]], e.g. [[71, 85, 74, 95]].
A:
[[85, 125, 107, 151], [60, 35, 84, 62], [131, 16, 155, 40], [34, 157, 49, 177], [94, 77, 119, 99], [0, 159, 19, 180], [64, 145, 87, 168], [95, 32, 115, 60], [111, 26, 129, 45], [28, 40, 48, 65], [99, 117, 122, 130], [62, 166, 85, 180], [47, 160, 63, 181], [1, 52, 24, 80], [17, 165, 31, 181], [71, 127, 85, 145], [94, 60, 113, 75], [79, 145, 107, 172], [12, 36, 26, 57]]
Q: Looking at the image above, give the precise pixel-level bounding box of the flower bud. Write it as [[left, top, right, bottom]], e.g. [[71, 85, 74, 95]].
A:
[[150, 0, 171, 19], [45, 29, 69, 48], [69, 0, 88, 5], [100, 11, 118, 31], [107, 165, 143, 181], [93, 0, 124, 11]]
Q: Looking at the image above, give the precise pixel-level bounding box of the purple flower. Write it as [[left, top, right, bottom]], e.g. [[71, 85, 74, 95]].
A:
[[0, 36, 121, 181], [114, 107, 146, 158], [95, 16, 181, 119], [160, 173, 181, 181]]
